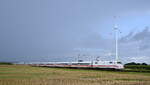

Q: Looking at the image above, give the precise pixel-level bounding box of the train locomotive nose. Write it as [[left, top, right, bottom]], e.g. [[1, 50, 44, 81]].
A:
[[117, 64, 124, 69]]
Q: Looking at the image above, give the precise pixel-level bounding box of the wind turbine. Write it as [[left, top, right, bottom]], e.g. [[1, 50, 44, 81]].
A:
[[113, 16, 121, 63]]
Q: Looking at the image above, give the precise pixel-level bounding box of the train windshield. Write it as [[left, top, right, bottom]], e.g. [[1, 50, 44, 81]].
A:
[[117, 62, 122, 64]]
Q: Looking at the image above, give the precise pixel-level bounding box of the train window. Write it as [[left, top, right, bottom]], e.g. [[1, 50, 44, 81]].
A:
[[95, 62, 98, 64], [72, 63, 78, 65], [78, 60, 83, 62], [78, 63, 90, 65], [109, 62, 112, 64], [60, 63, 67, 65], [63, 63, 68, 65], [117, 62, 122, 64]]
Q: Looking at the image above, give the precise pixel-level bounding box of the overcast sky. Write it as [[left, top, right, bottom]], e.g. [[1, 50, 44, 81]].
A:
[[0, 0, 150, 63]]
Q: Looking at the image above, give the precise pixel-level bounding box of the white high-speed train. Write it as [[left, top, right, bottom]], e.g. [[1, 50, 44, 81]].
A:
[[29, 60, 124, 70]]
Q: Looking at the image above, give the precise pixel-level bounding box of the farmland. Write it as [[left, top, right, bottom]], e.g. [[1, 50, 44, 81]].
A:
[[0, 65, 150, 85]]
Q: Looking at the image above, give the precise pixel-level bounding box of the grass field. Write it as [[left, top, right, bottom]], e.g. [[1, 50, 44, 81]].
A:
[[0, 65, 150, 85]]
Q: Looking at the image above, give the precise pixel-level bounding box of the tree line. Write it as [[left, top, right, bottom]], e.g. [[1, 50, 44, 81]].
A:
[[125, 62, 148, 65]]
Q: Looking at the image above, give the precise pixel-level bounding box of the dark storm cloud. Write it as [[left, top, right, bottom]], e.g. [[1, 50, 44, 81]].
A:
[[134, 28, 150, 51], [119, 31, 134, 43], [120, 27, 150, 51], [132, 27, 150, 41]]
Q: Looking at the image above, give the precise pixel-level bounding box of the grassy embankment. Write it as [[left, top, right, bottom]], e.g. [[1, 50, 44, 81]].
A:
[[0, 65, 150, 85]]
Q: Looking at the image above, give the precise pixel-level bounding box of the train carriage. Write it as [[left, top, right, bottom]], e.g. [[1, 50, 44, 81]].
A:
[[31, 60, 124, 70]]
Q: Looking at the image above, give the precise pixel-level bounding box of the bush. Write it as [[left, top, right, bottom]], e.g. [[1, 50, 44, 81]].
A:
[[0, 62, 13, 65]]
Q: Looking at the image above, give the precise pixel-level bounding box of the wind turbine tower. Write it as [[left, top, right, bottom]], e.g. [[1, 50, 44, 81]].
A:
[[114, 24, 119, 63]]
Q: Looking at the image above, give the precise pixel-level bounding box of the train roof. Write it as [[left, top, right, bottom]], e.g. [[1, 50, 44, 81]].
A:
[[23, 60, 122, 64]]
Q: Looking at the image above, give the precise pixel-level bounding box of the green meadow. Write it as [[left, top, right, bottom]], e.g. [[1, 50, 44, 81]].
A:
[[0, 65, 150, 85]]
